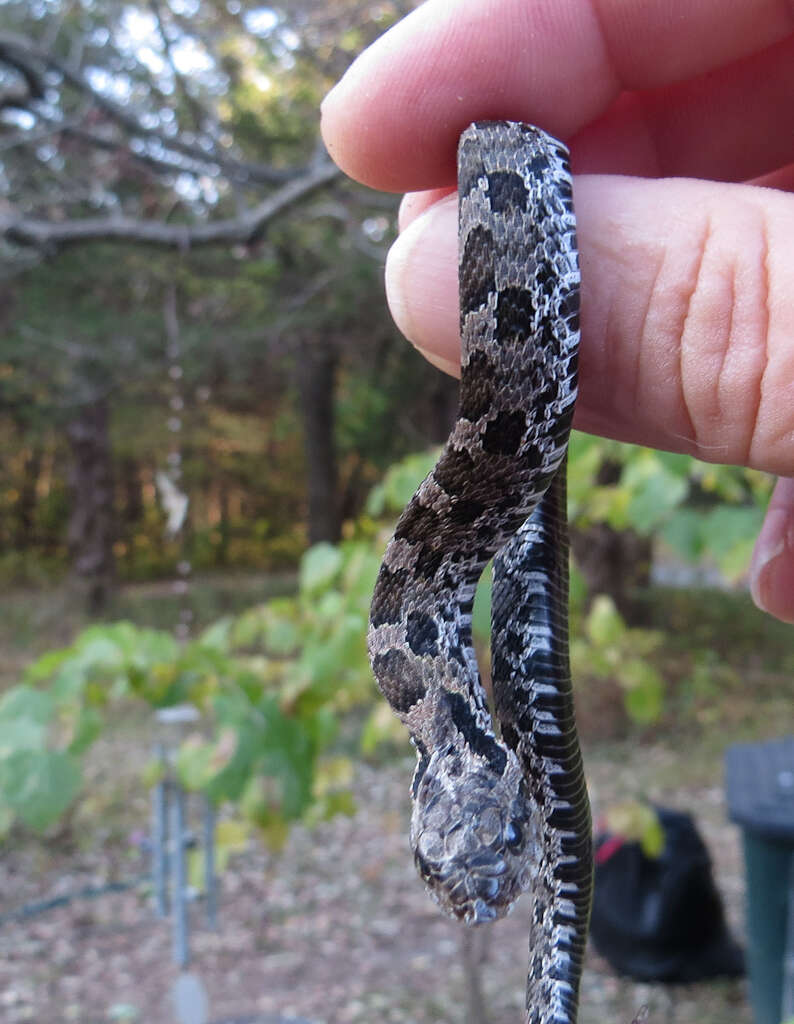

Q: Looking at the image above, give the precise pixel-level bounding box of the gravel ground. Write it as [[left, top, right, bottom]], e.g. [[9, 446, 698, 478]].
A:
[[0, 744, 751, 1024]]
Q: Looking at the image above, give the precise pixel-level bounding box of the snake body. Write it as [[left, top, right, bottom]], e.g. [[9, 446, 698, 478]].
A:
[[368, 122, 592, 1023]]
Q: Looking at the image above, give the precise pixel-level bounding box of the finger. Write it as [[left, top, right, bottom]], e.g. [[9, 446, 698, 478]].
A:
[[321, 0, 794, 191], [399, 189, 454, 232], [570, 35, 794, 181], [750, 477, 794, 624], [384, 176, 794, 475], [751, 163, 794, 191]]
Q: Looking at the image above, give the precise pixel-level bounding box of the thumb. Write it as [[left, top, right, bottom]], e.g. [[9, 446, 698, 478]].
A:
[[750, 476, 794, 624]]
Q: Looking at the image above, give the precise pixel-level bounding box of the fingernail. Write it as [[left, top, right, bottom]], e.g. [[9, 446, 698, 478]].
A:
[[414, 345, 460, 378], [384, 195, 460, 375]]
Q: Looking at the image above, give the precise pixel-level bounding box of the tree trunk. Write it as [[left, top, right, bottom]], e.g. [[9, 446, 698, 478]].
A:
[[570, 458, 652, 623], [297, 339, 340, 545], [13, 443, 43, 551], [66, 397, 116, 613]]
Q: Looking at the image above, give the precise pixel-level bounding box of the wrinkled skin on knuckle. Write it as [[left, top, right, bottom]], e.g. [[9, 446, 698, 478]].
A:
[[577, 177, 794, 474]]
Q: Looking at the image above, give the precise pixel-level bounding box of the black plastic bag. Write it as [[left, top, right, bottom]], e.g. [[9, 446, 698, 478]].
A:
[[589, 805, 744, 982]]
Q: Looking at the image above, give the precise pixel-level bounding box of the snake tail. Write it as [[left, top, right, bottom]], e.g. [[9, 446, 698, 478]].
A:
[[493, 466, 592, 1024]]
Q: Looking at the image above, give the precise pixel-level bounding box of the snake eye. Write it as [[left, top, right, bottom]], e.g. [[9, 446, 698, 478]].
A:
[[505, 820, 523, 850]]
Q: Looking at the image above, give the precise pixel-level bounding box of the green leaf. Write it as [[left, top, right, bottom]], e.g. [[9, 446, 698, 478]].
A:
[[586, 595, 626, 648], [299, 543, 343, 595], [472, 566, 492, 645], [199, 616, 234, 652], [701, 505, 764, 579], [619, 659, 665, 724], [0, 718, 45, 756], [65, 707, 103, 755], [0, 750, 81, 831], [622, 452, 689, 533], [0, 685, 53, 725], [24, 647, 73, 684], [660, 507, 705, 563], [175, 734, 215, 792]]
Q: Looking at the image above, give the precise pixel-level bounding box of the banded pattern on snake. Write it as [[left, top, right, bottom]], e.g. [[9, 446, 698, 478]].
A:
[[368, 122, 592, 1024]]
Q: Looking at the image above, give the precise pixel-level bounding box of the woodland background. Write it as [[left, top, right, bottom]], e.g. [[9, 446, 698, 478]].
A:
[[0, 3, 792, 1023]]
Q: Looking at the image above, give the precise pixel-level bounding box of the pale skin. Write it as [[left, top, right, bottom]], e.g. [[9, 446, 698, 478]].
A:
[[320, 0, 794, 624]]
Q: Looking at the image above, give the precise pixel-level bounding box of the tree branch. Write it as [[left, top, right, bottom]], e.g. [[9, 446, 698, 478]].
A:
[[1, 158, 341, 250]]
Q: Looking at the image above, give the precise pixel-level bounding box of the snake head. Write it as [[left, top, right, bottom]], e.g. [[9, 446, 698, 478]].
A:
[[409, 743, 536, 924]]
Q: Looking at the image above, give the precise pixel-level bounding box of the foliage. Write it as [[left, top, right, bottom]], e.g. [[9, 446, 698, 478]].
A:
[[0, 537, 381, 838], [1, 427, 773, 838], [571, 595, 665, 724], [568, 433, 769, 581], [360, 438, 771, 728]]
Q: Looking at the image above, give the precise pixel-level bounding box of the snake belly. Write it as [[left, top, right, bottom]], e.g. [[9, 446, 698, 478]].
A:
[[368, 122, 592, 1024]]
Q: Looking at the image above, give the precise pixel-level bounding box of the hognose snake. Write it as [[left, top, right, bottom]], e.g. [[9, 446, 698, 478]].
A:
[[368, 122, 592, 1024]]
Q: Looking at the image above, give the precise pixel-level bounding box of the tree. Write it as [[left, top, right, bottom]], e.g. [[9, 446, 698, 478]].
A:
[[0, 1, 453, 596]]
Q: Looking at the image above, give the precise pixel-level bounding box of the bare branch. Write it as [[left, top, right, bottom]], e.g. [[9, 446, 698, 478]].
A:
[[0, 32, 46, 99], [1, 158, 341, 250], [0, 31, 309, 186]]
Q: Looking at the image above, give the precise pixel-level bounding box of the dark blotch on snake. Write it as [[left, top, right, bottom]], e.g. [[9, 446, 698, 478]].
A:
[[433, 448, 476, 495], [443, 691, 507, 775], [482, 410, 526, 456], [449, 498, 484, 524], [485, 170, 529, 215], [405, 610, 440, 657], [372, 649, 426, 712], [460, 350, 495, 422], [460, 225, 496, 315], [495, 286, 536, 342], [395, 501, 436, 543], [370, 565, 410, 627], [414, 544, 444, 580], [458, 137, 484, 198]]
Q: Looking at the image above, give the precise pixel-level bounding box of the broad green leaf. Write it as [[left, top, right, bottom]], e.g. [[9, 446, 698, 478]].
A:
[[175, 735, 215, 791], [0, 685, 53, 725], [660, 508, 705, 563], [586, 595, 626, 648], [65, 707, 103, 755], [0, 718, 45, 756], [299, 543, 343, 595], [199, 616, 233, 652], [24, 647, 72, 684], [622, 452, 689, 533], [0, 749, 81, 831], [619, 659, 665, 724]]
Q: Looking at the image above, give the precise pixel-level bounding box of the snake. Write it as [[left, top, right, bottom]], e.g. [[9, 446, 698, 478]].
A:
[[368, 121, 592, 1023]]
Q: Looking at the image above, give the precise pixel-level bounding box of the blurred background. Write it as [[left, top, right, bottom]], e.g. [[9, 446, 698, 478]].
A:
[[0, 3, 791, 1023]]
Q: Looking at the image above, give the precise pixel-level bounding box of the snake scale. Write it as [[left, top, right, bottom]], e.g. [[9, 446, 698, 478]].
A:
[[368, 122, 592, 1023]]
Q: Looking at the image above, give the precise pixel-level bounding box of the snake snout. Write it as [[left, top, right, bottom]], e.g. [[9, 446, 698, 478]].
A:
[[410, 755, 535, 922]]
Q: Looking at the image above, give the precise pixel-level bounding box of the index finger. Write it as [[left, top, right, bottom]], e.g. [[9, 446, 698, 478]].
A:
[[321, 0, 793, 192]]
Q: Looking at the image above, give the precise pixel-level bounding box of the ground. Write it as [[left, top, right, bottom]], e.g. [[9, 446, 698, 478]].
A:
[[0, 578, 790, 1024], [0, 744, 755, 1024]]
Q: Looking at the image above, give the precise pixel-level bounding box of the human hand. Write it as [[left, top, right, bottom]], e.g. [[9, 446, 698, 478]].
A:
[[320, 0, 794, 623]]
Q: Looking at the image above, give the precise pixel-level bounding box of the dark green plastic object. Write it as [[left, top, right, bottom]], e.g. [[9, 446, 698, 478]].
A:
[[726, 737, 794, 1024]]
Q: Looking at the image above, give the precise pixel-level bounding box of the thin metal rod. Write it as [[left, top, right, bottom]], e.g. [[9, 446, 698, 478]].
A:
[[151, 744, 168, 917], [170, 782, 189, 967], [203, 797, 217, 930]]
